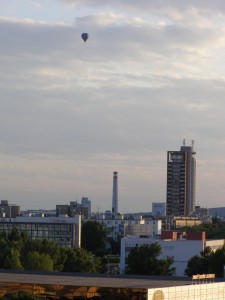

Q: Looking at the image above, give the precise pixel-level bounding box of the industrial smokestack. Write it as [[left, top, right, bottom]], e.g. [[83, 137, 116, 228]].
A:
[[112, 171, 118, 216]]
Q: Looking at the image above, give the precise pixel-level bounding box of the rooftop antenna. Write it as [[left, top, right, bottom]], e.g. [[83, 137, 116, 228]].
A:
[[192, 140, 194, 148], [183, 139, 186, 146]]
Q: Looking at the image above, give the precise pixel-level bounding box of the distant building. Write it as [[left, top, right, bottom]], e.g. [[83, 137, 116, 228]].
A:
[[0, 200, 20, 218], [166, 140, 196, 217], [173, 216, 203, 228], [120, 231, 224, 276], [124, 221, 161, 237], [209, 207, 225, 219], [81, 197, 91, 218], [0, 215, 81, 249], [21, 209, 56, 217], [194, 205, 209, 217], [69, 201, 88, 218], [56, 200, 89, 219], [56, 204, 69, 216], [152, 202, 166, 217], [93, 214, 162, 242]]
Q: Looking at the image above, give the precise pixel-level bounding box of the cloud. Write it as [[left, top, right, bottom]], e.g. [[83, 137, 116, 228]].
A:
[[1, 2, 225, 210]]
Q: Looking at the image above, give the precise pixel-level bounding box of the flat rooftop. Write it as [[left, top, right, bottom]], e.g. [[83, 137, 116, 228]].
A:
[[0, 270, 195, 289]]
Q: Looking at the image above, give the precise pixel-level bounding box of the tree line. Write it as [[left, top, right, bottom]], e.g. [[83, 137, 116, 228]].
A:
[[6, 220, 225, 278], [0, 227, 102, 273]]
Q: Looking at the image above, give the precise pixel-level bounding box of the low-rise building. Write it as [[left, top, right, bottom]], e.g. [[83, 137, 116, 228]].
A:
[[94, 215, 162, 241], [120, 231, 225, 276]]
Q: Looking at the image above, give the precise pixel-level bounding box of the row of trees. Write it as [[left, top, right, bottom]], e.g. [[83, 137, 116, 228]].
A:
[[9, 219, 225, 277], [0, 223, 175, 276], [0, 220, 120, 274], [0, 228, 101, 273], [178, 222, 225, 239]]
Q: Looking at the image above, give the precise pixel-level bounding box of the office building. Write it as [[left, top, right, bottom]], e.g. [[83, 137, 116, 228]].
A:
[[0, 215, 81, 248], [0, 200, 20, 218], [56, 201, 89, 219], [166, 140, 196, 217]]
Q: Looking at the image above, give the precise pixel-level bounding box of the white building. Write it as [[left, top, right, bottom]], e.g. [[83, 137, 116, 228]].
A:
[[95, 215, 162, 240], [148, 281, 225, 299], [0, 215, 81, 248], [120, 234, 224, 276]]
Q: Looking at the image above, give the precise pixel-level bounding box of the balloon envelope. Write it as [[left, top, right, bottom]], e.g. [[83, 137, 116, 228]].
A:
[[81, 33, 89, 42]]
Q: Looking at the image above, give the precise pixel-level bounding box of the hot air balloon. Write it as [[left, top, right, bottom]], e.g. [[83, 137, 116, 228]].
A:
[[81, 33, 89, 42]]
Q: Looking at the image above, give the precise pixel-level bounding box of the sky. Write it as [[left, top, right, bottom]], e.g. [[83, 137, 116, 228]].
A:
[[1, 1, 225, 213]]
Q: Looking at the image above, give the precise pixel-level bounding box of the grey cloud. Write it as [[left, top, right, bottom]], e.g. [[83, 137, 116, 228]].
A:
[[1, 4, 225, 210], [60, 0, 225, 17]]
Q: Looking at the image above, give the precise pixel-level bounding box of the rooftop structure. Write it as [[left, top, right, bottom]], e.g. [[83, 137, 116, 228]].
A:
[[0, 270, 224, 299]]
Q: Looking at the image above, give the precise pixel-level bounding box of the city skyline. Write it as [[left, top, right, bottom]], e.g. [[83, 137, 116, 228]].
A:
[[1, 2, 225, 212]]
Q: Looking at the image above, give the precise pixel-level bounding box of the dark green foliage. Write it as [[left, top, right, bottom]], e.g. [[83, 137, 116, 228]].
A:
[[208, 245, 225, 277], [4, 248, 24, 270], [81, 221, 107, 256], [178, 223, 225, 239], [0, 228, 103, 273], [62, 247, 102, 273], [23, 251, 54, 272], [0, 292, 38, 299], [185, 244, 225, 278], [185, 255, 208, 276], [185, 246, 212, 276], [126, 243, 175, 276], [8, 228, 20, 242], [20, 239, 62, 271], [109, 236, 121, 255]]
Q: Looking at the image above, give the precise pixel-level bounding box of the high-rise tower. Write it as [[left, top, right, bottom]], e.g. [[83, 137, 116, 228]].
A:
[[112, 171, 118, 216], [166, 140, 196, 217]]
